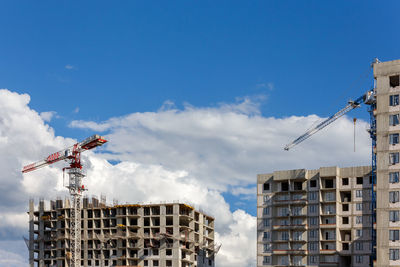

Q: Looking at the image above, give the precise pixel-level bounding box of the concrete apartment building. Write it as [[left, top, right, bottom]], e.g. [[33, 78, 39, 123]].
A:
[[374, 59, 400, 266], [257, 166, 374, 266], [257, 59, 400, 266], [29, 197, 215, 267]]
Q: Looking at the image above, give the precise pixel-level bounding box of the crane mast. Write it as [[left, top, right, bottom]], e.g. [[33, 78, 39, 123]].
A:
[[22, 134, 107, 267]]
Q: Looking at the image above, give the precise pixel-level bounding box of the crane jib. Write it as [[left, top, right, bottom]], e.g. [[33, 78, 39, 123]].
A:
[[284, 91, 375, 151], [47, 152, 62, 162]]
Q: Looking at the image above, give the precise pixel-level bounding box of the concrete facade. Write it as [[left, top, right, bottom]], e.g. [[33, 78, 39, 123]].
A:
[[374, 59, 400, 267], [29, 197, 215, 267], [257, 166, 373, 267]]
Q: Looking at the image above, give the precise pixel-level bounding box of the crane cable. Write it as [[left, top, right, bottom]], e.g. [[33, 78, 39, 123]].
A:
[[354, 118, 357, 152]]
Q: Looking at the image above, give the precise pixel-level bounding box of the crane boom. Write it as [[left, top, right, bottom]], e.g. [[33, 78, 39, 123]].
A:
[[284, 91, 375, 151], [22, 134, 107, 267], [22, 135, 107, 173]]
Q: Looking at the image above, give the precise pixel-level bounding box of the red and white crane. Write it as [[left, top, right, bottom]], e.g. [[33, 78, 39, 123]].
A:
[[22, 134, 107, 267]]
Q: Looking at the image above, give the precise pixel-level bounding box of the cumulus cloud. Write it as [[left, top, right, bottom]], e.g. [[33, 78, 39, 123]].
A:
[[39, 111, 57, 122], [0, 89, 372, 266], [70, 98, 370, 192], [0, 89, 257, 266]]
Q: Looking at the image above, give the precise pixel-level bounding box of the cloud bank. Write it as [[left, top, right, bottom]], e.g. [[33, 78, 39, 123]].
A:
[[0, 89, 370, 266]]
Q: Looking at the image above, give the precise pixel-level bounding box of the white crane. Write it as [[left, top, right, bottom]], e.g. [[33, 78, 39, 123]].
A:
[[22, 134, 107, 267]]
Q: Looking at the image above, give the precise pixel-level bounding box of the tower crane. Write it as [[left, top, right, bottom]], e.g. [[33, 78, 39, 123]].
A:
[[284, 89, 377, 265], [22, 134, 107, 267]]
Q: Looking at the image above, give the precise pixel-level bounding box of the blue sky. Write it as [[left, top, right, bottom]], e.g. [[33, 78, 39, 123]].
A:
[[2, 1, 397, 124], [0, 1, 399, 266]]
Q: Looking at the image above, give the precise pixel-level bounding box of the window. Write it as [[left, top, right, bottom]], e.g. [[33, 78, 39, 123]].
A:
[[310, 180, 317, 187], [263, 219, 270, 227], [309, 204, 317, 213], [309, 255, 318, 264], [390, 172, 400, 183], [309, 242, 318, 250], [153, 260, 159, 266], [281, 182, 289, 191], [356, 203, 363, 211], [390, 230, 400, 241], [355, 242, 363, 250], [292, 206, 302, 216], [325, 179, 334, 188], [263, 207, 270, 215], [279, 207, 289, 216], [356, 216, 362, 224], [325, 192, 335, 201], [356, 229, 362, 237], [263, 182, 270, 191], [390, 114, 400, 126], [342, 204, 349, 211], [263, 243, 271, 252], [308, 192, 317, 201], [390, 191, 400, 203], [293, 231, 302, 241], [391, 95, 400, 106], [390, 210, 400, 222], [390, 75, 400, 87], [356, 177, 363, 184], [343, 217, 349, 224], [294, 181, 302, 190], [356, 190, 363, 198], [263, 231, 270, 240], [390, 249, 400, 260], [144, 260, 148, 266], [324, 205, 335, 214], [263, 256, 270, 264], [281, 219, 289, 226], [309, 229, 318, 239], [293, 218, 303, 225], [281, 231, 289, 241], [309, 217, 318, 225], [263, 195, 270, 204], [342, 178, 349, 185], [355, 255, 363, 264], [391, 134, 400, 145]]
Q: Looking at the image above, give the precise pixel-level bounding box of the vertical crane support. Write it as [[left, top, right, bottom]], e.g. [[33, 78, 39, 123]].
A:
[[22, 134, 107, 267], [368, 97, 377, 265]]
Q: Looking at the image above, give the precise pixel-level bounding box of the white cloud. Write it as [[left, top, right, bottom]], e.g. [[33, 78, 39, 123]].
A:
[[231, 186, 256, 197], [74, 107, 80, 113], [0, 89, 256, 266], [0, 89, 372, 266], [69, 97, 370, 192], [65, 64, 75, 70], [39, 111, 57, 122], [216, 210, 256, 267]]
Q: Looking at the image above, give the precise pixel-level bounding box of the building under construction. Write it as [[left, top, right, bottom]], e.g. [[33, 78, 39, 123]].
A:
[[28, 197, 216, 267], [257, 166, 373, 266], [257, 59, 400, 267]]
